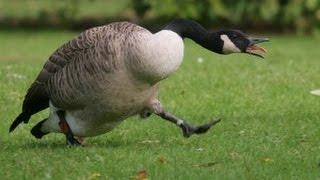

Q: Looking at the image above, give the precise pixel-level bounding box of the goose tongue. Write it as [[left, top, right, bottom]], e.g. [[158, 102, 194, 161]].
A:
[[246, 37, 269, 58], [246, 44, 267, 58]]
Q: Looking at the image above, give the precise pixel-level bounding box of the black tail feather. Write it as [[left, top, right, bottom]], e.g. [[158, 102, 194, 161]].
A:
[[9, 112, 31, 132], [31, 119, 48, 139]]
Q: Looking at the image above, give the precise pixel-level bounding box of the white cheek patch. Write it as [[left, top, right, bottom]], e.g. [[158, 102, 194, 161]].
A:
[[220, 34, 241, 54]]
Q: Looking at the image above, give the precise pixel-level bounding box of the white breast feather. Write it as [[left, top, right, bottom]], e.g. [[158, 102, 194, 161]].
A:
[[133, 30, 184, 82]]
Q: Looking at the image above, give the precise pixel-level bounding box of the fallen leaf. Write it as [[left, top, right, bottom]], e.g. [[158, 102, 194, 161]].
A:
[[193, 162, 218, 168], [261, 158, 274, 163], [195, 147, 204, 152], [310, 89, 320, 96], [230, 151, 241, 160], [140, 140, 160, 144], [135, 170, 148, 180], [6, 73, 26, 79], [158, 156, 167, 164], [197, 57, 204, 63], [88, 172, 101, 180]]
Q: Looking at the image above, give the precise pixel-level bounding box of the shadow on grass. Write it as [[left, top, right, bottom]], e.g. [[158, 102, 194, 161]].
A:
[[5, 137, 142, 150], [17, 141, 69, 149], [4, 137, 175, 152]]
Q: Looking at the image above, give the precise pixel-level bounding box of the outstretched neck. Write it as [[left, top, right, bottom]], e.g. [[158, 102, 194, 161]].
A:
[[164, 19, 220, 52]]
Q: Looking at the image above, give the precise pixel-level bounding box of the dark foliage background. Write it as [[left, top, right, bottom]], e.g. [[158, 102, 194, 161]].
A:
[[0, 0, 320, 33]]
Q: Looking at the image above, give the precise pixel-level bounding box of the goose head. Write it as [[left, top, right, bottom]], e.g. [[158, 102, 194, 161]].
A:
[[164, 19, 269, 58], [213, 30, 269, 58]]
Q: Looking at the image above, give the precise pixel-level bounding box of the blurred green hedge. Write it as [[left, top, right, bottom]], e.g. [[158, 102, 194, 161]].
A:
[[0, 0, 129, 30], [1, 0, 320, 33], [131, 0, 320, 33]]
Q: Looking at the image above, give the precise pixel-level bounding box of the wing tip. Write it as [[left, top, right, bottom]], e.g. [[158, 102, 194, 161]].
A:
[[9, 112, 31, 133]]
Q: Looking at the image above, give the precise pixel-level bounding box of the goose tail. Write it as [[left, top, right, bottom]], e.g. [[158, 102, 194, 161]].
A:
[[9, 111, 31, 132]]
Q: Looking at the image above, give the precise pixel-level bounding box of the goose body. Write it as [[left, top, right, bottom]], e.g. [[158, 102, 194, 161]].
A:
[[38, 22, 183, 137], [10, 19, 268, 145]]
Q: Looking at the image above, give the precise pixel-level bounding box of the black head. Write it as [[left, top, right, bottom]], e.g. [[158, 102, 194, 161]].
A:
[[164, 19, 269, 58], [212, 30, 269, 58]]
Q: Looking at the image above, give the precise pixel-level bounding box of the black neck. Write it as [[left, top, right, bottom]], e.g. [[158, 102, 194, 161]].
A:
[[164, 19, 221, 53]]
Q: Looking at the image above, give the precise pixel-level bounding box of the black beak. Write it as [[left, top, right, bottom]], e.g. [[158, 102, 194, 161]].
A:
[[249, 37, 269, 46], [246, 37, 269, 58]]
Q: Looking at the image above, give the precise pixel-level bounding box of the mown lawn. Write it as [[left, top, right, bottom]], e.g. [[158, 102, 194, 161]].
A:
[[0, 30, 320, 179], [0, 0, 129, 19]]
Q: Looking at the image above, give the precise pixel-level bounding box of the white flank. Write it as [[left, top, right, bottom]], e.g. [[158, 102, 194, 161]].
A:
[[310, 89, 320, 96], [220, 34, 241, 54]]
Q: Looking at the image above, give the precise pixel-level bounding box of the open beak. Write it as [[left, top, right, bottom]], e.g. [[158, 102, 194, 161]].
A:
[[246, 37, 269, 58]]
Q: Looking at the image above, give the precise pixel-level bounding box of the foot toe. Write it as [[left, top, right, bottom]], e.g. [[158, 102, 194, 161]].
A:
[[194, 118, 221, 134], [182, 118, 221, 137], [182, 125, 193, 138]]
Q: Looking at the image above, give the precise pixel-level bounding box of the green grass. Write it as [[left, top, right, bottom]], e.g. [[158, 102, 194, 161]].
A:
[[0, 0, 129, 19], [0, 30, 320, 179]]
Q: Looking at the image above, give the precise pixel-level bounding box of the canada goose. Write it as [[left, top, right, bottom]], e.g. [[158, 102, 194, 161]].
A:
[[9, 19, 268, 145]]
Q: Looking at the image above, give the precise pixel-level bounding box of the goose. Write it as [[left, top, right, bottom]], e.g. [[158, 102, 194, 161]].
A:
[[9, 19, 268, 145]]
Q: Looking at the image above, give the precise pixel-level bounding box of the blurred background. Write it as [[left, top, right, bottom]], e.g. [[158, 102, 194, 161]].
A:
[[1, 1, 320, 179], [1, 0, 320, 34]]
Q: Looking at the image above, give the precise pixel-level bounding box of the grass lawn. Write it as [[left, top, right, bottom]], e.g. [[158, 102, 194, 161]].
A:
[[0, 30, 320, 179], [0, 0, 129, 19]]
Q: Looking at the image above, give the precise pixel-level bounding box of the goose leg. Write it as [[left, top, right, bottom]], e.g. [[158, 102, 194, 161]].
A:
[[56, 110, 81, 146], [150, 101, 221, 138], [156, 111, 221, 138]]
